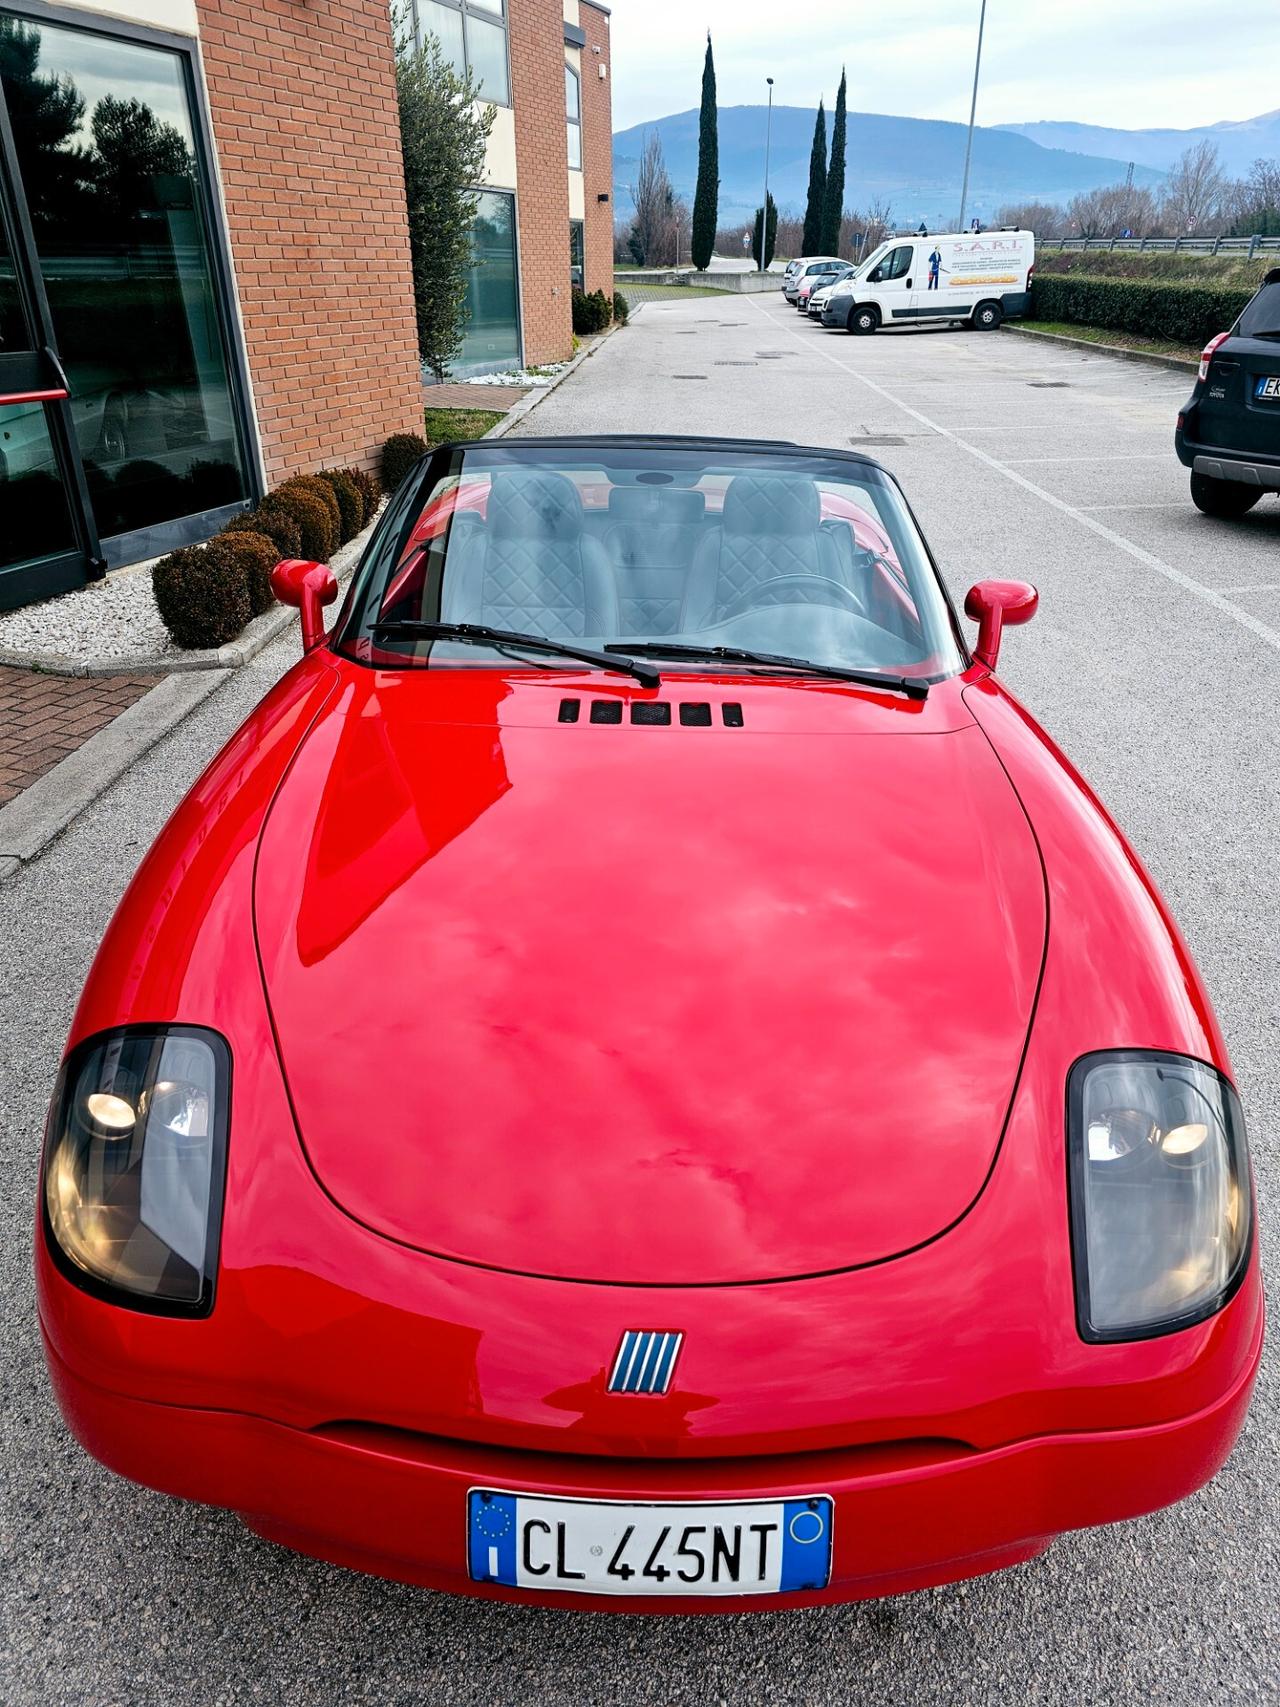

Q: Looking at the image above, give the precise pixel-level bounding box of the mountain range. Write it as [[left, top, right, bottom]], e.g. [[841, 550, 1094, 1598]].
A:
[[998, 111, 1280, 177], [613, 104, 1276, 227]]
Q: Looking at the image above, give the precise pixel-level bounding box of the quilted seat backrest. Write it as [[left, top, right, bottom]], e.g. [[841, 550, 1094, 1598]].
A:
[[444, 470, 618, 636], [681, 474, 834, 628]]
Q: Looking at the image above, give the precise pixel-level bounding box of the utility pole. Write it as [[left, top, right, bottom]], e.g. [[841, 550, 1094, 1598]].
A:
[[957, 0, 988, 233], [760, 76, 774, 272]]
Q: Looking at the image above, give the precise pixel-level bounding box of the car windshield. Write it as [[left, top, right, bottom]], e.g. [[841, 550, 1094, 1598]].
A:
[[1237, 282, 1280, 338], [337, 442, 965, 681]]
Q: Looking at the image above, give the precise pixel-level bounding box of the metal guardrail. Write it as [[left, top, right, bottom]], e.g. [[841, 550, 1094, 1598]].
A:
[[1048, 235, 1280, 256]]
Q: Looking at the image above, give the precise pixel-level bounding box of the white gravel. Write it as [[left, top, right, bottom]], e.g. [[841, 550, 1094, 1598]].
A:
[[0, 559, 178, 664]]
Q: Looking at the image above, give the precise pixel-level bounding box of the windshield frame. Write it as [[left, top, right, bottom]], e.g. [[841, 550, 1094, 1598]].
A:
[[331, 436, 972, 682]]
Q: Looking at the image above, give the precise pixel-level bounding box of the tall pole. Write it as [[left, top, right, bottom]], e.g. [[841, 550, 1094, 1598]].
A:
[[957, 0, 988, 233], [760, 76, 774, 272]]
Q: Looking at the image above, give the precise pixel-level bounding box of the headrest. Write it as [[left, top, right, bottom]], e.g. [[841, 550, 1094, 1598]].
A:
[[722, 474, 820, 537], [487, 471, 583, 539], [608, 487, 706, 524]]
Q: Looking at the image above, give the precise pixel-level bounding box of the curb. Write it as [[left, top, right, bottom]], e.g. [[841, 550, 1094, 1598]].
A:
[[486, 323, 619, 439], [1002, 323, 1198, 374], [0, 669, 230, 881], [0, 511, 378, 679]]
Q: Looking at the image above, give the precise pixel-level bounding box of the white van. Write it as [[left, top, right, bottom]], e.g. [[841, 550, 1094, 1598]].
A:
[[819, 230, 1034, 334]]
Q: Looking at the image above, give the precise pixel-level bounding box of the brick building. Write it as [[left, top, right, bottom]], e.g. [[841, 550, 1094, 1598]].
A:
[[0, 0, 613, 611]]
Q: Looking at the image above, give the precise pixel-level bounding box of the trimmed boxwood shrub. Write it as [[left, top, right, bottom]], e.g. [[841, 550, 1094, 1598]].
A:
[[221, 505, 301, 560], [317, 468, 364, 542], [339, 465, 381, 519], [277, 475, 342, 542], [206, 530, 277, 617], [1029, 274, 1253, 348], [153, 544, 251, 650], [612, 289, 630, 325], [381, 432, 429, 494], [262, 485, 337, 560], [571, 287, 612, 334]]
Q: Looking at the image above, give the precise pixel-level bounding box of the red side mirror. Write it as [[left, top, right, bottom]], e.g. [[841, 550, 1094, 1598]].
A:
[[963, 580, 1038, 672], [271, 558, 339, 653]]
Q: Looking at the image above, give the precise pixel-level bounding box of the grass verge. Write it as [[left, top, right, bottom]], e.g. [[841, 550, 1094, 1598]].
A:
[[1015, 319, 1200, 362], [615, 280, 733, 304], [423, 406, 506, 443]]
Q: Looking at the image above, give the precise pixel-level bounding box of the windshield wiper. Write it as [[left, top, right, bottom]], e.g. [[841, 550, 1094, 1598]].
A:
[[372, 621, 661, 686], [604, 642, 928, 699]]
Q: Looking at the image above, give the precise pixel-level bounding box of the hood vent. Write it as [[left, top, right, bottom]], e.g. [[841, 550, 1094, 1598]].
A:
[[559, 699, 742, 727]]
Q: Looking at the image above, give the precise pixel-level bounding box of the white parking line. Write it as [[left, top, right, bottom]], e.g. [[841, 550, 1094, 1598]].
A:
[[745, 296, 1280, 657], [1001, 453, 1170, 464]]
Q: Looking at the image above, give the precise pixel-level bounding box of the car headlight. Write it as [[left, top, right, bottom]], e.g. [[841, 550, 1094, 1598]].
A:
[[1068, 1051, 1252, 1342], [42, 1027, 230, 1315]]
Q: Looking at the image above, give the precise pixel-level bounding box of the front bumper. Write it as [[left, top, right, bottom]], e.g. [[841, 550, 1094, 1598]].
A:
[[44, 1308, 1262, 1613]]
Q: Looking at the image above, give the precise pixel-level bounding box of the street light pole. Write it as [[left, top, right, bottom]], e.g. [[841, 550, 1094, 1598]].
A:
[[760, 76, 774, 273], [957, 0, 988, 233]]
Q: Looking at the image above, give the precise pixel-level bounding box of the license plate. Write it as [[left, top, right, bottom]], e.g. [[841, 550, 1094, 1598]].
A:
[[467, 1489, 834, 1597], [1255, 376, 1280, 400]]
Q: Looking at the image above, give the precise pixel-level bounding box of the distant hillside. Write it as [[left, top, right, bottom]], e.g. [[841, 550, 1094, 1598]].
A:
[[997, 112, 1280, 177], [613, 105, 1166, 227]]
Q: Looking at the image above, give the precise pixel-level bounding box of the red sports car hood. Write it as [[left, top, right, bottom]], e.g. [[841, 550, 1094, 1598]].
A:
[[254, 667, 1046, 1284]]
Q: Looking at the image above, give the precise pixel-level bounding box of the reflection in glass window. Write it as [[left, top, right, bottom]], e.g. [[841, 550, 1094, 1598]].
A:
[[453, 190, 520, 377], [566, 64, 581, 170], [569, 220, 584, 290], [0, 400, 76, 569], [410, 0, 509, 106], [0, 14, 251, 542]]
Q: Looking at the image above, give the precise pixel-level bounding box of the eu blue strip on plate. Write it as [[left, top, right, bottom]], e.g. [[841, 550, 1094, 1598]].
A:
[[469, 1490, 518, 1584], [779, 1497, 834, 1592]]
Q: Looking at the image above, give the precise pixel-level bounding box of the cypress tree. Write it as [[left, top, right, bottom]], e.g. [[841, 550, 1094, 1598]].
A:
[[802, 100, 827, 256], [821, 69, 847, 255], [690, 32, 718, 271], [752, 193, 778, 269]]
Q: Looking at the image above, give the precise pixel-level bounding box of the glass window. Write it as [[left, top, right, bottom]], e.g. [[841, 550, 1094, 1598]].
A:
[[0, 15, 252, 543], [569, 220, 584, 290], [453, 189, 520, 377], [412, 0, 508, 107], [0, 399, 76, 568], [464, 12, 508, 105], [0, 200, 28, 351], [566, 64, 581, 170], [1237, 282, 1280, 338], [417, 0, 465, 74], [869, 245, 913, 283], [338, 445, 964, 683]]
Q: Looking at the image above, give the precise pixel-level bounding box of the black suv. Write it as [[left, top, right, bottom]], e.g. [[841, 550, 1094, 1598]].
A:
[[1176, 268, 1280, 517]]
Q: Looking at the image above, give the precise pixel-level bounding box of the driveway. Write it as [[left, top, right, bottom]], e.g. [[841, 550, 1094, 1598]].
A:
[[2, 298, 1276, 1704]]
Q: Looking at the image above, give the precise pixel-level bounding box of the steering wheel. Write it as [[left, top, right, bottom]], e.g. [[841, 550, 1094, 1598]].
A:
[[719, 574, 865, 621]]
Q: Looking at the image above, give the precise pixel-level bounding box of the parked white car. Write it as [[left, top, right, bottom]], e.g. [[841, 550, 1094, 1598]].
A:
[[783, 256, 843, 303], [820, 230, 1035, 333]]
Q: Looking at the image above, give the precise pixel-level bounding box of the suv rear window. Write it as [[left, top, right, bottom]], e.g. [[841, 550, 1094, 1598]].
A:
[[1237, 283, 1280, 338]]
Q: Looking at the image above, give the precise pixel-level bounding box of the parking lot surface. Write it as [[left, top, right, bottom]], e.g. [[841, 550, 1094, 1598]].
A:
[[2, 297, 1277, 1705]]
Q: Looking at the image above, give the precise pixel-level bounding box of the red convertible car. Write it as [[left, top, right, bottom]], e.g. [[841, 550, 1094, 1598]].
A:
[[38, 436, 1261, 1610]]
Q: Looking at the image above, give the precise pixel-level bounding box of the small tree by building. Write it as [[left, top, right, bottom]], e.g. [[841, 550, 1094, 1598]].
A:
[[752, 193, 778, 270], [691, 33, 718, 271], [802, 101, 827, 256], [396, 31, 493, 381], [820, 70, 847, 255]]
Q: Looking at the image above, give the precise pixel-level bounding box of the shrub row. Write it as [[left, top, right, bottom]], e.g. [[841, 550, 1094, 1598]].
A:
[[1029, 273, 1254, 349], [572, 287, 629, 334], [152, 463, 382, 652]]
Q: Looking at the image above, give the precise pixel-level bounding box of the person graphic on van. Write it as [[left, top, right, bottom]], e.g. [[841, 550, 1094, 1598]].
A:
[[928, 246, 944, 290]]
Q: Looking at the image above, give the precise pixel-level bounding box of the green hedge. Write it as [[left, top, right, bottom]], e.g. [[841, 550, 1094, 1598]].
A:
[[1029, 274, 1252, 348]]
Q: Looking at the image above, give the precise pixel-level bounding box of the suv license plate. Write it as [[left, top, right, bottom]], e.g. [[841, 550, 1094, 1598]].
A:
[[1254, 376, 1280, 400], [467, 1490, 834, 1596]]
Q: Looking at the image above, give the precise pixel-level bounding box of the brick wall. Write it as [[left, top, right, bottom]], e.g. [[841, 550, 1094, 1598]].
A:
[[580, 2, 613, 298], [508, 0, 573, 365], [196, 0, 423, 485]]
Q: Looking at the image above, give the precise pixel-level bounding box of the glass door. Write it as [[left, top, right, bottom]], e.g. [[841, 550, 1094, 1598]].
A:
[[0, 87, 99, 606], [0, 6, 259, 611]]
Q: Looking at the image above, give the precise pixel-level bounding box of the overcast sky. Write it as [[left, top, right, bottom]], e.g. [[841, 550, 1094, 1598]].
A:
[[609, 0, 1280, 134]]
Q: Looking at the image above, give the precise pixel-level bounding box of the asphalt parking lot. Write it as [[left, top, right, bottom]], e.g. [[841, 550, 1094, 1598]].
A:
[[2, 295, 1277, 1705]]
